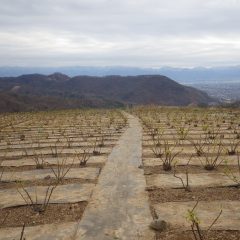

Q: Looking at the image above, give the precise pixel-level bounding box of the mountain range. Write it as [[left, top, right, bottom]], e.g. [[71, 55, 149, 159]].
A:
[[0, 73, 214, 112], [0, 66, 240, 84]]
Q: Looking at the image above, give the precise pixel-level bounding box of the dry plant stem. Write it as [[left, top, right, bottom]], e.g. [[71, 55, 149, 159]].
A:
[[189, 135, 207, 156], [187, 199, 223, 240], [207, 209, 223, 232], [205, 125, 221, 140], [227, 137, 240, 155], [224, 154, 240, 187], [191, 225, 199, 240], [92, 137, 102, 155], [160, 140, 182, 171], [33, 152, 45, 169], [150, 137, 163, 157], [201, 139, 224, 170], [188, 200, 205, 240], [50, 144, 61, 158], [20, 223, 26, 240], [173, 155, 193, 192], [176, 125, 190, 141], [76, 149, 91, 167], [17, 183, 57, 213], [49, 158, 74, 183]]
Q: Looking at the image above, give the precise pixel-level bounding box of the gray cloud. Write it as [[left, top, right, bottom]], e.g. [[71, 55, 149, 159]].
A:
[[0, 0, 240, 67]]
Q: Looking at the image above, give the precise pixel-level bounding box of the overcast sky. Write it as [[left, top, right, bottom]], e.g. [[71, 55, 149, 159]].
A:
[[0, 0, 240, 67]]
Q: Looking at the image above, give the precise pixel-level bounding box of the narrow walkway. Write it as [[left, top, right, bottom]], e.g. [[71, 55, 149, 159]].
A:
[[75, 113, 154, 240], [0, 113, 154, 240]]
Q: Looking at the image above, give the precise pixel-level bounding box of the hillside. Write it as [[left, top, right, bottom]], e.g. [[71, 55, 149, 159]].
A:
[[0, 92, 124, 113], [0, 73, 214, 112]]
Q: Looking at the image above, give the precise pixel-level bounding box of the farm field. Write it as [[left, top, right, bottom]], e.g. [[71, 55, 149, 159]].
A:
[[0, 109, 128, 239], [0, 106, 239, 239], [131, 106, 240, 240]]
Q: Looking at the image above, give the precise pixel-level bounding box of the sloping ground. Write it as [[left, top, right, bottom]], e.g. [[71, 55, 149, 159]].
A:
[[136, 107, 240, 240], [0, 113, 154, 239], [76, 113, 154, 240], [0, 109, 129, 239], [0, 92, 124, 113], [71, 75, 213, 105], [0, 74, 214, 112]]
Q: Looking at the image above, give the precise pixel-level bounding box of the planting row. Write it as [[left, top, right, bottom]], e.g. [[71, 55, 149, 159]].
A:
[[131, 106, 240, 240], [0, 109, 127, 239]]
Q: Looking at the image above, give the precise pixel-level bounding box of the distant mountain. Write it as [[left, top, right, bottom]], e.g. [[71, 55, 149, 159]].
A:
[[0, 66, 240, 84], [47, 72, 70, 81], [0, 73, 214, 112], [158, 66, 240, 84]]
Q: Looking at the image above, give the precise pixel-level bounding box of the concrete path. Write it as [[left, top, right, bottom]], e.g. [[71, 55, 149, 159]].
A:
[[0, 113, 154, 240], [75, 113, 154, 240]]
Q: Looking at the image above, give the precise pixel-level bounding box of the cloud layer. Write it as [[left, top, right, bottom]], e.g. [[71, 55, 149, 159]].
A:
[[0, 0, 240, 67]]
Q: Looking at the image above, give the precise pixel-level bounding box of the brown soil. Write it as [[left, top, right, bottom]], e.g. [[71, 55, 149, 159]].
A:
[[2, 162, 105, 172], [143, 152, 236, 158], [0, 201, 88, 227], [156, 230, 240, 240], [143, 165, 238, 175], [0, 178, 97, 190], [144, 146, 240, 240], [1, 144, 115, 153], [148, 186, 240, 204], [1, 152, 108, 161], [140, 109, 240, 240], [143, 142, 239, 147]]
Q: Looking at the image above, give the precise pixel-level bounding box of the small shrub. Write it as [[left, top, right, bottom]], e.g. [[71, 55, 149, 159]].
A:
[[17, 183, 57, 213], [186, 200, 222, 240]]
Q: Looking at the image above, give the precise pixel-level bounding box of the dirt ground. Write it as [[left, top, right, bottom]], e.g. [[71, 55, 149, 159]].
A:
[[148, 186, 240, 203], [0, 201, 88, 227], [136, 107, 240, 240], [156, 230, 240, 240], [0, 109, 127, 236]]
